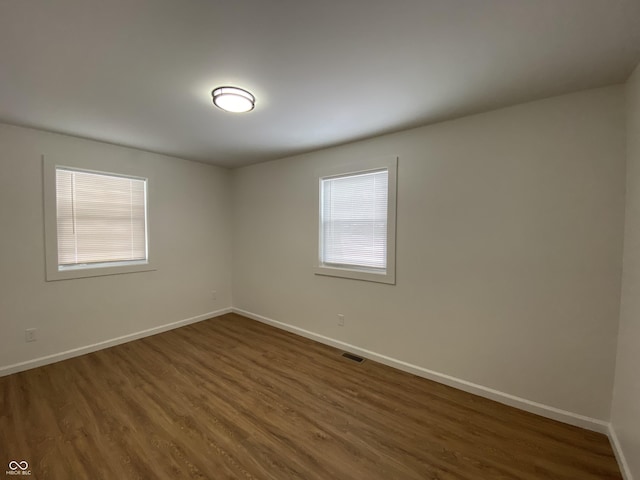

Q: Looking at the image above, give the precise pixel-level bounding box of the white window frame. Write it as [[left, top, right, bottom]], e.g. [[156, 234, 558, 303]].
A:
[[314, 156, 397, 285], [43, 155, 157, 281]]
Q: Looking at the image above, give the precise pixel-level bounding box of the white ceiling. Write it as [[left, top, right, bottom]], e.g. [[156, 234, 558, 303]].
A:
[[1, 0, 639, 168]]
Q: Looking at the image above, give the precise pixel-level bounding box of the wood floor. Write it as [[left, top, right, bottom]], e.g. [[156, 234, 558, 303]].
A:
[[0, 313, 622, 479]]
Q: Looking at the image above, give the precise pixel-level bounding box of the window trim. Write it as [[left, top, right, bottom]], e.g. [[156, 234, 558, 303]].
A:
[[314, 156, 397, 285], [43, 155, 157, 281]]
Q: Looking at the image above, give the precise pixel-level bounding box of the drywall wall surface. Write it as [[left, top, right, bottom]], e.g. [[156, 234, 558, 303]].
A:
[[232, 86, 626, 420], [0, 124, 232, 369], [612, 63, 640, 478]]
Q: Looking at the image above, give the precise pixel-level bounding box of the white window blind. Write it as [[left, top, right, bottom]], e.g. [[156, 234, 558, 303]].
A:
[[55, 168, 148, 268], [320, 169, 388, 271]]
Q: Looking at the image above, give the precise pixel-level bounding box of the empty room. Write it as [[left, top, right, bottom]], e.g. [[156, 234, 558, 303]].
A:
[[1, 0, 640, 479]]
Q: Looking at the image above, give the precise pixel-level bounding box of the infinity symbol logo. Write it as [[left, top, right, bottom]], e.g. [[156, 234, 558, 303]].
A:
[[8, 461, 29, 471]]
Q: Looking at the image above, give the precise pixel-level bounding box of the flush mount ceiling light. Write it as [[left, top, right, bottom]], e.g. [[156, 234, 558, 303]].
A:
[[211, 86, 255, 113]]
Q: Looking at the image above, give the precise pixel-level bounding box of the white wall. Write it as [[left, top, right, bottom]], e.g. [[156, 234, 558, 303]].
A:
[[0, 124, 232, 371], [612, 63, 640, 479], [232, 86, 626, 421]]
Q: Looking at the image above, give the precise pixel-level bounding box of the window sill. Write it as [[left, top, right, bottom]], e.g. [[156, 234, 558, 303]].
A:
[[314, 265, 395, 285], [46, 261, 157, 281]]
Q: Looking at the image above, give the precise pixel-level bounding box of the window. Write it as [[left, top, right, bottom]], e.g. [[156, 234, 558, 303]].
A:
[[44, 157, 155, 281], [56, 168, 148, 269], [315, 157, 397, 284]]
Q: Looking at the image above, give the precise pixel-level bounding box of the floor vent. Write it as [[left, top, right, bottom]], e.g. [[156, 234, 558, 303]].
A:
[[341, 352, 365, 363]]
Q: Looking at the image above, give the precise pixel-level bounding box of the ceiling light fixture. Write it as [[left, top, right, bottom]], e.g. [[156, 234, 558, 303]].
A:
[[211, 86, 255, 113]]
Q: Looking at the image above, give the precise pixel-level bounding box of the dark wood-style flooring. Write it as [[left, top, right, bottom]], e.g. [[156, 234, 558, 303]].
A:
[[0, 313, 622, 479]]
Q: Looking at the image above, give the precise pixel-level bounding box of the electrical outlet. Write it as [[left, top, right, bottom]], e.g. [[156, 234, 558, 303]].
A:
[[211, 290, 217, 300], [25, 328, 36, 342], [337, 314, 345, 326]]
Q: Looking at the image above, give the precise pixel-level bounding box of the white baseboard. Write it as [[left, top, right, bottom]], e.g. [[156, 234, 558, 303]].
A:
[[0, 307, 232, 377], [233, 307, 609, 434], [608, 425, 634, 480], [1, 305, 627, 475]]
